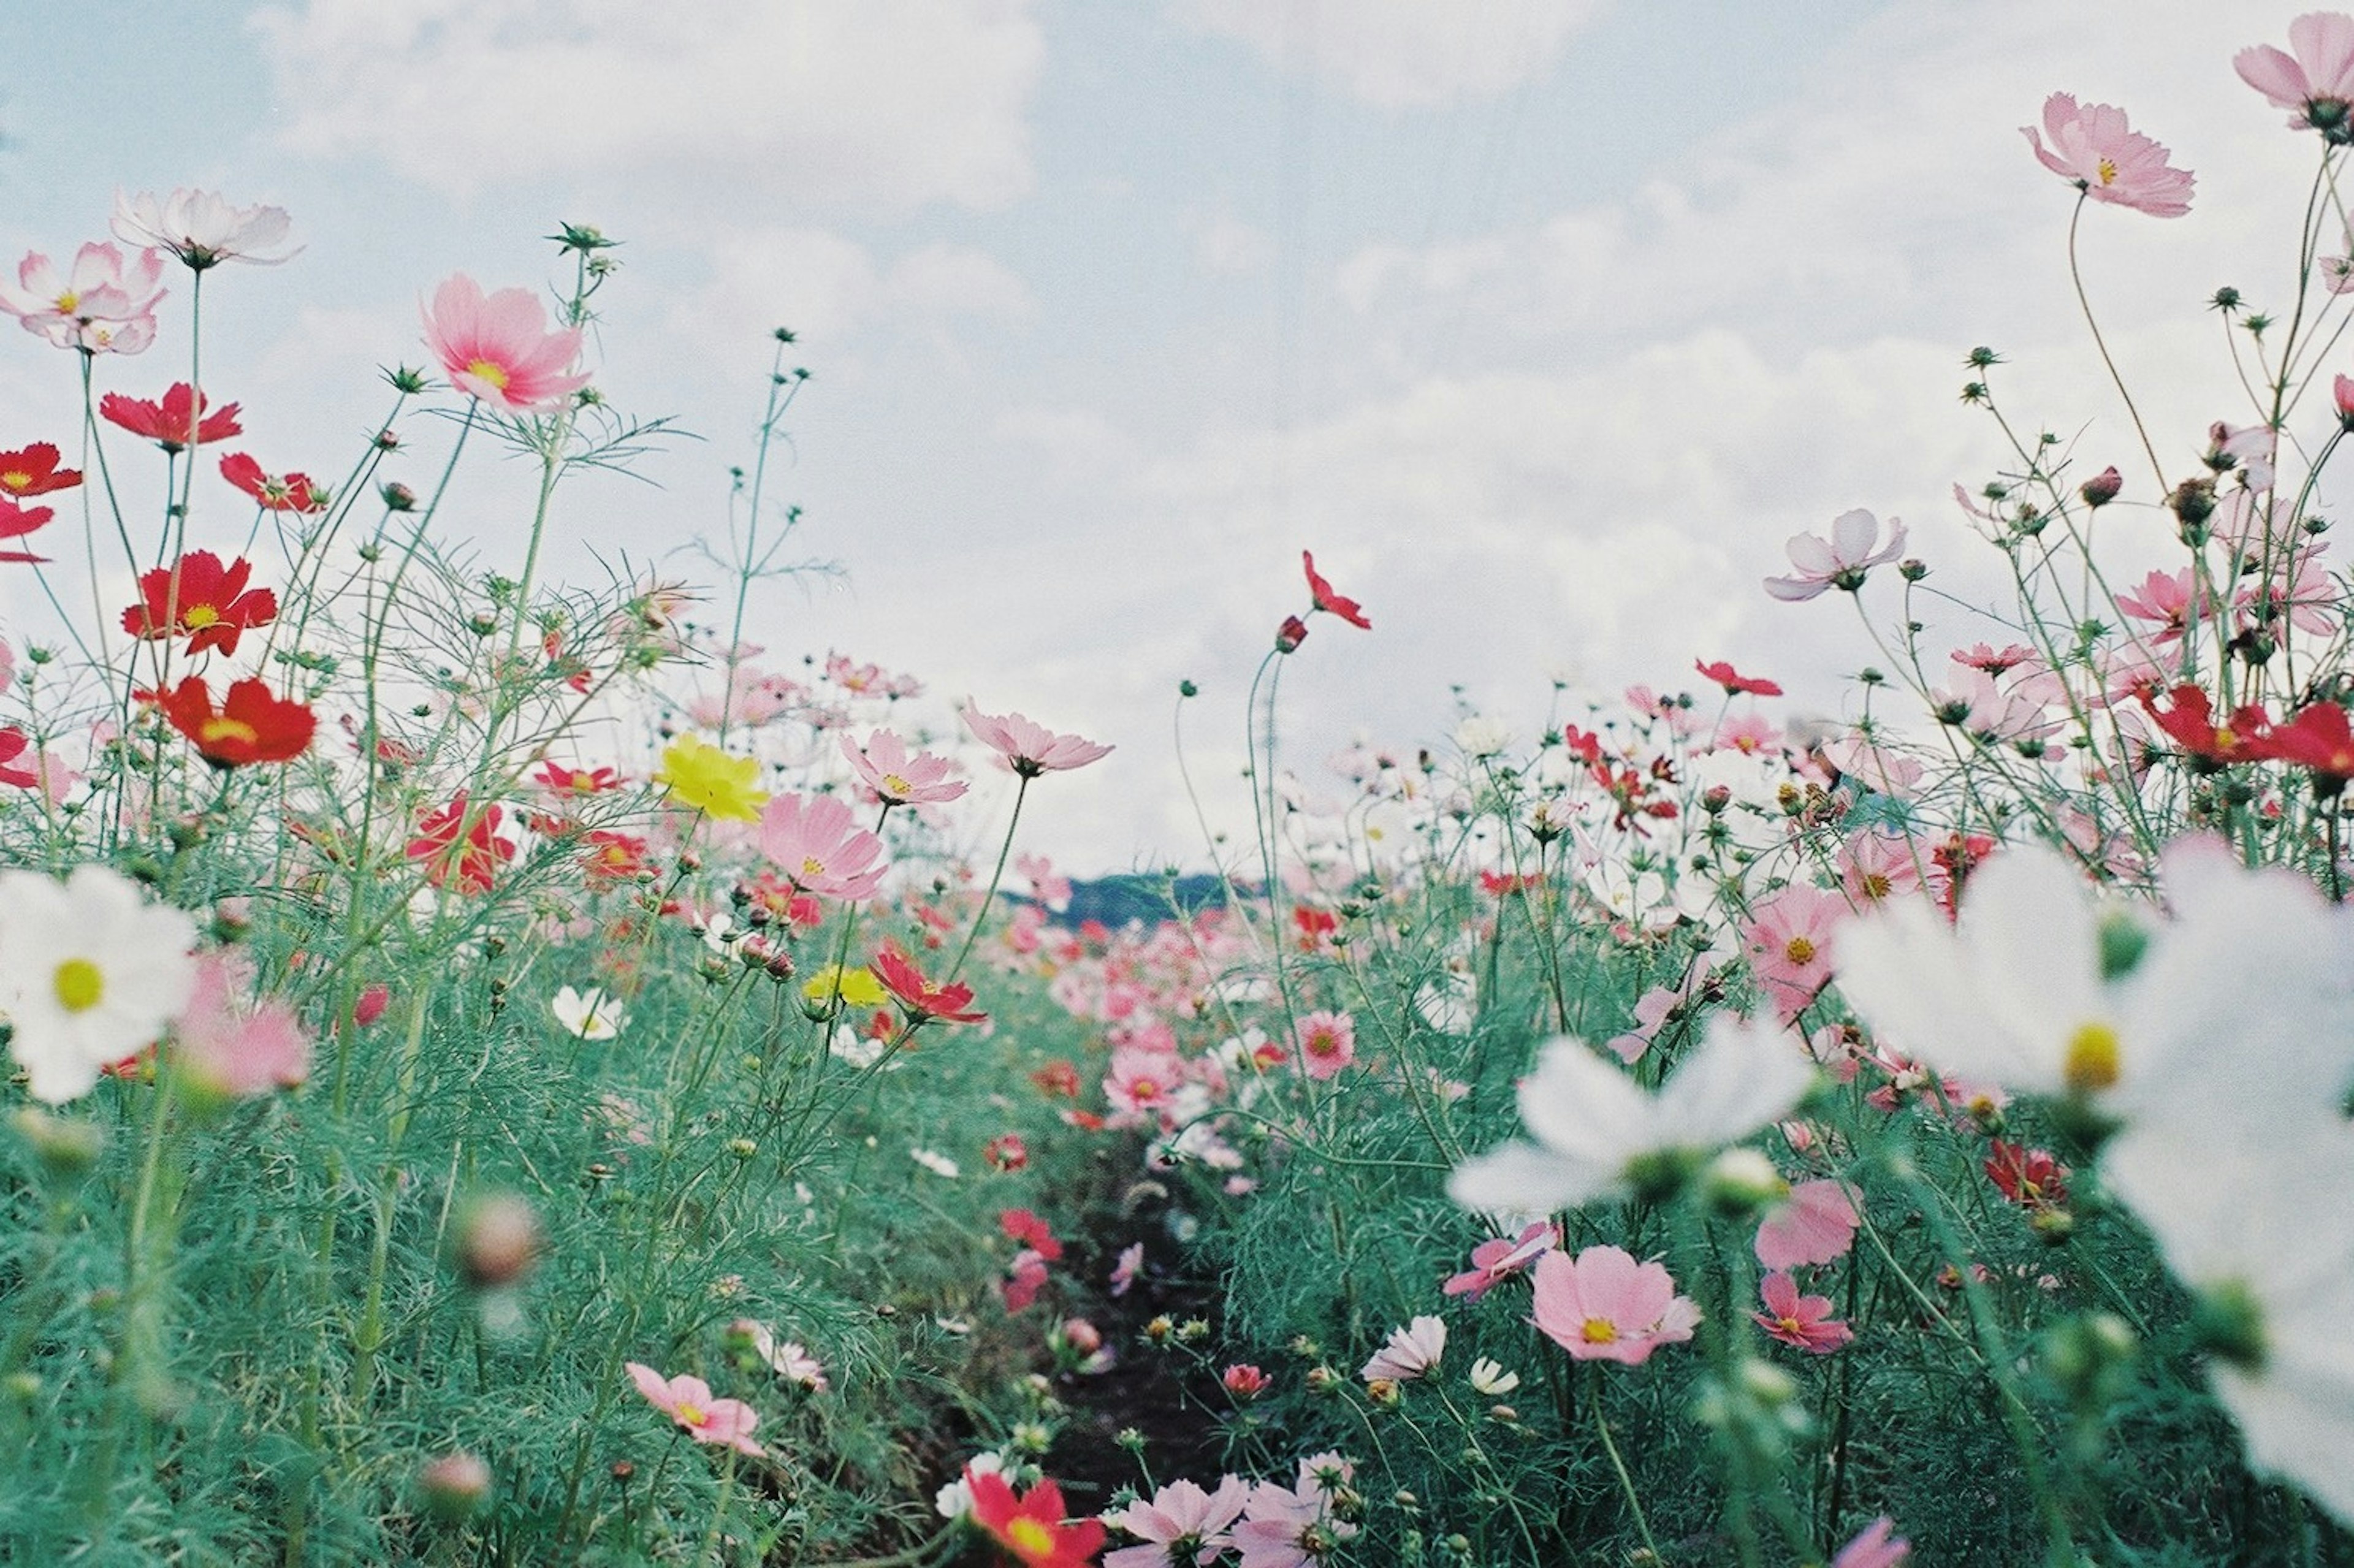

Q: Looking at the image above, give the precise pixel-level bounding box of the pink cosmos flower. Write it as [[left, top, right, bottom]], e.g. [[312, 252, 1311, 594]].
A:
[[757, 792, 888, 902], [1836, 831, 1938, 908], [421, 273, 589, 413], [624, 1361, 765, 1456], [112, 188, 300, 270], [729, 1319, 829, 1391], [1358, 1314, 1446, 1382], [2237, 13, 2354, 139], [1833, 1516, 1911, 1567], [1293, 1010, 1356, 1080], [1764, 509, 1909, 601], [1110, 1241, 1146, 1296], [841, 728, 967, 805], [1754, 1178, 1861, 1270], [962, 701, 1114, 777], [0, 242, 167, 353], [1753, 1270, 1854, 1353], [1441, 1220, 1559, 1300], [2021, 94, 2194, 218], [1004, 1248, 1051, 1312], [1531, 1245, 1700, 1366], [171, 950, 311, 1098], [1105, 1046, 1187, 1119], [1221, 1363, 1271, 1399], [1743, 883, 1846, 1021], [1105, 1475, 1252, 1568], [1233, 1456, 1358, 1568]]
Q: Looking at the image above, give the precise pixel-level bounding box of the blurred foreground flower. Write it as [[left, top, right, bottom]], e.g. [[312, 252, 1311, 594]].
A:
[[0, 865, 197, 1104]]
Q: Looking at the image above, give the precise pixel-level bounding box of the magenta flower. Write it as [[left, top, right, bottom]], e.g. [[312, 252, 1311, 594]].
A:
[[1753, 1270, 1854, 1354], [2021, 94, 2194, 218], [1358, 1314, 1445, 1383], [1764, 509, 1908, 601], [0, 242, 166, 354], [1754, 1178, 1861, 1270], [112, 188, 299, 270], [962, 701, 1114, 777], [1441, 1220, 1558, 1300], [625, 1361, 765, 1457], [841, 728, 967, 805], [171, 950, 311, 1099], [421, 273, 589, 413], [1105, 1477, 1251, 1568], [1293, 1009, 1356, 1081], [2238, 12, 2354, 140], [757, 792, 888, 902], [1530, 1245, 1700, 1366]]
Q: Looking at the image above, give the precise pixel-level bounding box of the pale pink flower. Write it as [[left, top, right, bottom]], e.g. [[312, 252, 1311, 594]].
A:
[[1109, 1241, 1146, 1296], [1743, 883, 1847, 1021], [171, 950, 311, 1098], [1105, 1047, 1187, 1119], [421, 273, 588, 412], [757, 792, 888, 902], [2237, 12, 2354, 137], [1105, 1476, 1251, 1568], [1764, 509, 1908, 601], [112, 188, 299, 270], [1818, 729, 1924, 797], [1836, 831, 1938, 907], [625, 1361, 765, 1456], [0, 242, 166, 353], [730, 1319, 828, 1391], [962, 701, 1114, 777], [1358, 1314, 1445, 1382], [1531, 1245, 1699, 1366], [1833, 1516, 1911, 1567], [1442, 1220, 1559, 1300], [1017, 851, 1074, 910], [1233, 1456, 1358, 1568], [2238, 546, 2340, 639], [2021, 93, 2193, 217], [2116, 567, 2207, 644], [1712, 710, 1780, 756], [1754, 1178, 1861, 1270], [1753, 1269, 1854, 1353], [1293, 1010, 1356, 1080], [841, 728, 967, 806]]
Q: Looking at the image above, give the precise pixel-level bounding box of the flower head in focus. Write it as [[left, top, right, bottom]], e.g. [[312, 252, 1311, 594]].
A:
[[101, 383, 242, 453], [624, 1362, 764, 1457], [1301, 550, 1371, 628], [2021, 93, 2195, 216], [112, 188, 300, 270], [962, 702, 1113, 778], [2238, 12, 2354, 141], [0, 242, 166, 353], [1764, 509, 1909, 601], [1531, 1245, 1699, 1366], [842, 728, 967, 806], [122, 552, 277, 657], [1359, 1315, 1445, 1382], [421, 273, 589, 413], [153, 676, 315, 767]]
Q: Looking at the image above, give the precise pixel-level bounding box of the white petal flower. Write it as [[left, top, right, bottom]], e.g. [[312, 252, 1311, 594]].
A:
[[0, 866, 197, 1104], [1360, 1315, 1446, 1382], [550, 984, 626, 1040], [1468, 1357, 1520, 1396], [910, 1147, 960, 1178], [112, 188, 300, 269]]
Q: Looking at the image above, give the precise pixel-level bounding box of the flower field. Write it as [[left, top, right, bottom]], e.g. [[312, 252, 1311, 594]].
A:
[[12, 15, 2354, 1567]]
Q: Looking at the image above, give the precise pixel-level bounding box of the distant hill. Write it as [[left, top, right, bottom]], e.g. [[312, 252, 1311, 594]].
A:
[[1020, 873, 1230, 932]]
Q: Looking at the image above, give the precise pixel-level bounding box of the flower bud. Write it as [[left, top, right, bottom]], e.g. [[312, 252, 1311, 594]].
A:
[[419, 1453, 492, 1523], [455, 1192, 542, 1289]]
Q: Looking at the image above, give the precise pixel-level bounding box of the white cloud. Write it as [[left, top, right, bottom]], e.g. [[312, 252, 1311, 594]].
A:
[[677, 227, 1034, 346], [1175, 0, 1610, 107], [1189, 211, 1273, 276], [249, 0, 1045, 212]]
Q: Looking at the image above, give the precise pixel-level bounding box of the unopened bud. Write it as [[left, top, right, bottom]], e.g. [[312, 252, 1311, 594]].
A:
[[456, 1193, 542, 1288], [418, 1452, 492, 1522]]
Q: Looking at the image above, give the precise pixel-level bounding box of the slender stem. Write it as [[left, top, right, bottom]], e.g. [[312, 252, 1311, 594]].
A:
[[945, 773, 1029, 983]]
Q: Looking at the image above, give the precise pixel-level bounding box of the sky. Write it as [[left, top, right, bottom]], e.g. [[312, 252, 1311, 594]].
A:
[[0, 0, 2342, 872]]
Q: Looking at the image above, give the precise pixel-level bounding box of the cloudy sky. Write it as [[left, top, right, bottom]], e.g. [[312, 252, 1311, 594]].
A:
[[0, 1, 2340, 870]]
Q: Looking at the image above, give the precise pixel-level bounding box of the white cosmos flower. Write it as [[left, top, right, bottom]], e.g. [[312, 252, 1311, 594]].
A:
[[1361, 1315, 1446, 1382], [112, 188, 300, 269], [0, 865, 197, 1104], [1468, 1357, 1520, 1396], [1449, 1014, 1814, 1215], [910, 1147, 960, 1178], [550, 984, 627, 1040]]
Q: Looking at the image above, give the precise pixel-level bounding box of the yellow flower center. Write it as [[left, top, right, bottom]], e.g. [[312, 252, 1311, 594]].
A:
[[1776, 1314, 1804, 1334], [183, 604, 221, 629], [676, 1401, 706, 1428], [1861, 873, 1893, 900], [0, 470, 28, 492], [466, 358, 512, 391], [53, 957, 103, 1013], [54, 290, 78, 314], [801, 856, 826, 880], [200, 717, 259, 747], [1580, 1317, 1618, 1344], [1133, 1078, 1159, 1100], [1784, 935, 1817, 964], [882, 773, 912, 796], [2096, 157, 2119, 186], [2065, 1021, 2122, 1092], [1005, 1518, 1058, 1556]]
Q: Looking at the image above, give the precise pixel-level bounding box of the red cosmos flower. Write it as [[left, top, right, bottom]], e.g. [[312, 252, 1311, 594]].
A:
[[2136, 682, 2273, 769], [99, 382, 242, 452], [1030, 1059, 1082, 1098], [152, 676, 314, 766], [0, 726, 39, 788], [1274, 613, 1309, 653], [406, 793, 517, 894], [1696, 659, 1783, 697], [1302, 549, 1371, 628], [123, 550, 278, 656], [580, 829, 652, 883], [0, 442, 80, 498], [966, 1471, 1105, 1568], [219, 451, 325, 513], [1222, 1363, 1272, 1398], [1479, 869, 1542, 897], [0, 498, 55, 563], [535, 759, 621, 796], [1293, 904, 1338, 951], [984, 1133, 1029, 1171], [2257, 701, 2354, 795], [872, 942, 986, 1024], [999, 1208, 1064, 1262], [1984, 1140, 2070, 1212]]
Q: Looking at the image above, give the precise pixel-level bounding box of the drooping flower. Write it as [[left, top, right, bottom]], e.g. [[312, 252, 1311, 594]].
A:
[[550, 984, 627, 1040], [100, 383, 242, 452], [962, 702, 1114, 777], [405, 794, 517, 895], [624, 1362, 765, 1458], [421, 273, 590, 413], [842, 728, 967, 805], [1301, 550, 1371, 628], [1442, 1220, 1559, 1300], [122, 551, 278, 657], [1754, 1179, 1860, 1270], [872, 942, 986, 1024], [0, 864, 199, 1104], [1359, 1315, 1446, 1382], [758, 792, 888, 901], [0, 242, 167, 352], [2237, 12, 2354, 140], [2021, 93, 2195, 217], [1695, 659, 1781, 696], [966, 1469, 1105, 1568], [1450, 1014, 1815, 1214], [1105, 1476, 1252, 1568], [1531, 1245, 1699, 1366], [112, 188, 300, 270], [1984, 1140, 2070, 1212], [0, 443, 80, 499], [1468, 1357, 1520, 1395], [654, 734, 768, 821], [153, 677, 315, 767], [0, 499, 55, 564], [219, 452, 325, 513], [170, 949, 310, 1099], [1753, 1270, 1853, 1354], [1293, 1010, 1356, 1080], [1764, 509, 1909, 601]]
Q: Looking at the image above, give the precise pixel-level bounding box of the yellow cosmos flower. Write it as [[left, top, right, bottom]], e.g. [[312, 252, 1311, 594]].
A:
[[655, 736, 768, 821], [802, 964, 886, 1008]]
